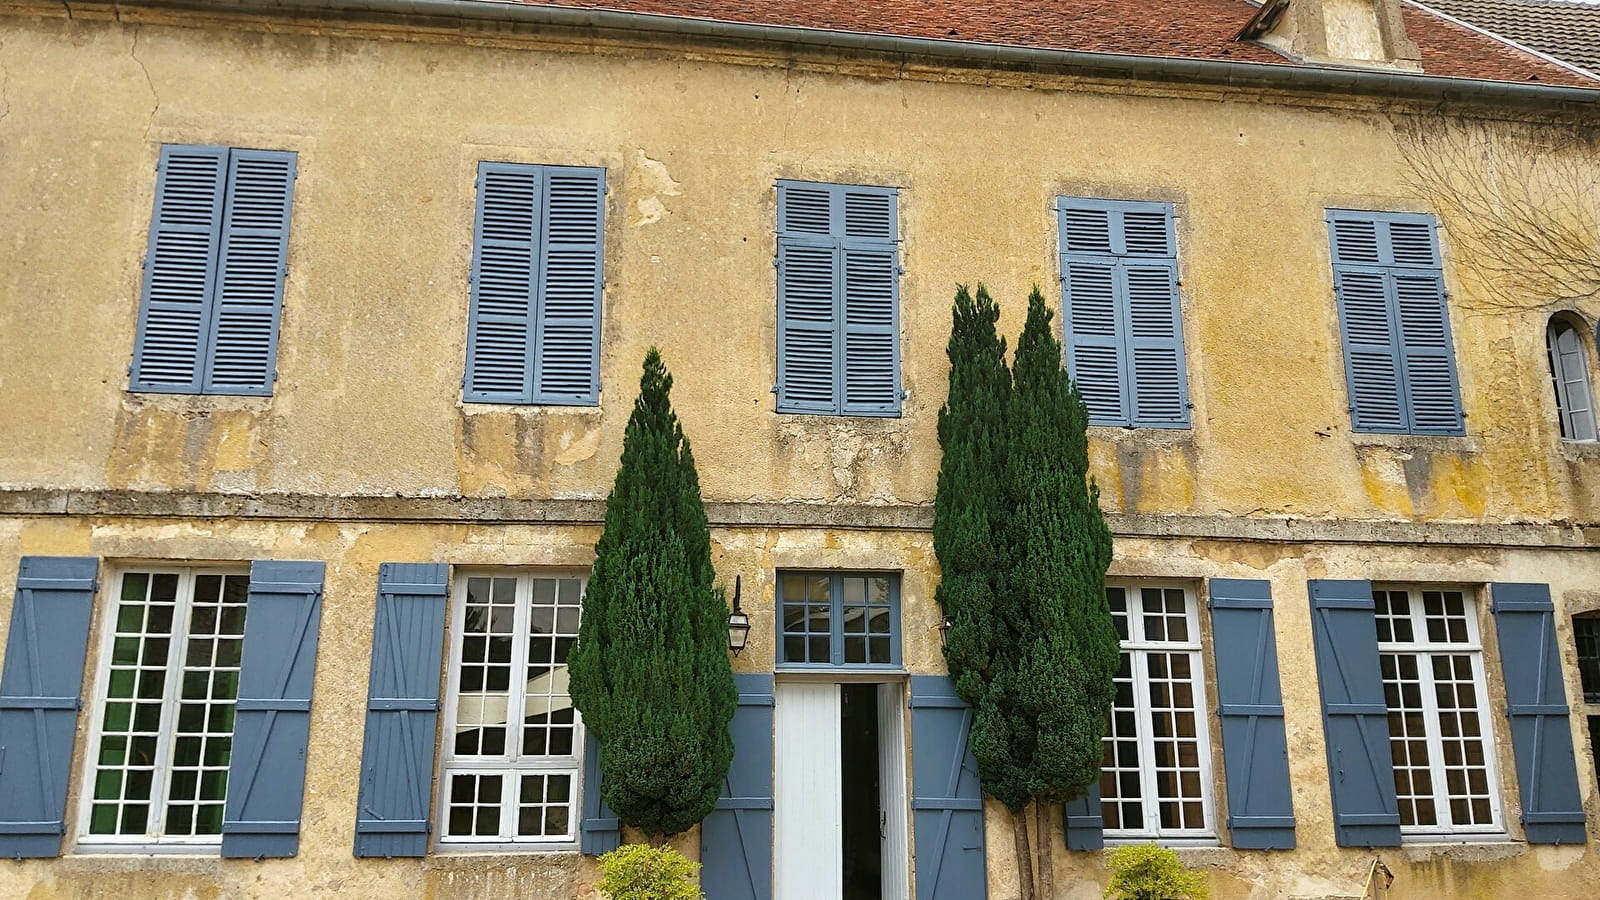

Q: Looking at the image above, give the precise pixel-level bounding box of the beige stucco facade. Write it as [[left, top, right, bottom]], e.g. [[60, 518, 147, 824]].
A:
[[2, 2, 1599, 898]]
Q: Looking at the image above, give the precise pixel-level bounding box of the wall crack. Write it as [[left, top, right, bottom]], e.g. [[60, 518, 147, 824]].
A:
[[130, 24, 158, 141]]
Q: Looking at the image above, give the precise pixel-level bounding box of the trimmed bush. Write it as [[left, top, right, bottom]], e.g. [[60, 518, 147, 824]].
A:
[[597, 843, 703, 900]]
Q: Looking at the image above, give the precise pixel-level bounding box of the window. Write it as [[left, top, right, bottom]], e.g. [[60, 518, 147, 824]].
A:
[[1547, 316, 1597, 442], [1327, 209, 1465, 435], [464, 163, 605, 405], [1057, 198, 1190, 428], [777, 572, 900, 667], [1099, 582, 1213, 839], [775, 180, 901, 417], [1374, 586, 1501, 835], [130, 145, 296, 396], [1574, 614, 1600, 703], [81, 569, 249, 844], [439, 572, 585, 845]]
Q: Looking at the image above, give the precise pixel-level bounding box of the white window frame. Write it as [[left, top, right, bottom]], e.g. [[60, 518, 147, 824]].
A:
[[1548, 317, 1598, 442], [1374, 584, 1505, 839], [436, 569, 586, 851], [76, 565, 249, 853], [1100, 580, 1217, 842]]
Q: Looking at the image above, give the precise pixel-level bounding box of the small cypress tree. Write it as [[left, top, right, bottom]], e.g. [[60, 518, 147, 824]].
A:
[[1003, 287, 1118, 893], [568, 348, 737, 840]]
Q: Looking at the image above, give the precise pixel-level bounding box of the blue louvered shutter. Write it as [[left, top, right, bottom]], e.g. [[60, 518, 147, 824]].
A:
[[840, 188, 901, 416], [1062, 781, 1104, 851], [0, 556, 98, 859], [777, 183, 842, 413], [580, 732, 621, 854], [1490, 583, 1587, 844], [131, 146, 227, 392], [910, 675, 987, 900], [1209, 578, 1296, 849], [466, 164, 540, 402], [221, 560, 324, 858], [701, 674, 774, 900], [1059, 199, 1188, 427], [1329, 211, 1463, 435], [205, 149, 296, 395], [535, 168, 604, 404], [1308, 579, 1400, 847], [354, 563, 449, 857]]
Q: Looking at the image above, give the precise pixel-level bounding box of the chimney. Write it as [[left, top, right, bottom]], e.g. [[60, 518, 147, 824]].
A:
[[1236, 0, 1422, 71]]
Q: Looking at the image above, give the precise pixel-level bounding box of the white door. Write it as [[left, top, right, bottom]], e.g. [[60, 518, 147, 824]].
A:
[[774, 682, 843, 900], [878, 682, 910, 900]]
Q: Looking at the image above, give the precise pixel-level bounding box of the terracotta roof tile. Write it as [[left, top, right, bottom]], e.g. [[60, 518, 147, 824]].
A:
[[1410, 0, 1600, 76], [496, 0, 1597, 87]]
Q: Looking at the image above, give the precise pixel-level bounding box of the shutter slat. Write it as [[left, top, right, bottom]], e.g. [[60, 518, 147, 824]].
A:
[[700, 673, 775, 899], [1124, 260, 1188, 426], [1309, 579, 1401, 848], [910, 676, 988, 900], [221, 560, 324, 859], [1490, 583, 1587, 844], [354, 563, 451, 858], [132, 147, 227, 392], [1394, 272, 1463, 434], [534, 169, 604, 404], [0, 557, 98, 859], [206, 149, 295, 395], [1062, 259, 1124, 424], [841, 247, 900, 415], [1209, 578, 1296, 850], [466, 165, 540, 403], [843, 189, 895, 240]]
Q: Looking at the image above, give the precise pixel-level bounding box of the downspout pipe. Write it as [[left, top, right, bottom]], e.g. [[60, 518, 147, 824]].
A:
[[84, 0, 1600, 107]]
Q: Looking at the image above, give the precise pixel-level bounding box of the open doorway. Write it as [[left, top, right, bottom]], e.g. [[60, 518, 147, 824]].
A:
[[841, 684, 882, 900]]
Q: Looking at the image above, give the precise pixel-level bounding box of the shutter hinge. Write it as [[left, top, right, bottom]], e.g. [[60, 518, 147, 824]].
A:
[[900, 390, 910, 400], [897, 266, 906, 275], [771, 384, 780, 393], [772, 258, 778, 268]]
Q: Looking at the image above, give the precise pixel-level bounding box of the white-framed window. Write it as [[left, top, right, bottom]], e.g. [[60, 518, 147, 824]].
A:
[[79, 568, 249, 846], [438, 571, 585, 847], [1547, 316, 1598, 442], [1099, 582, 1215, 840], [1374, 586, 1503, 836]]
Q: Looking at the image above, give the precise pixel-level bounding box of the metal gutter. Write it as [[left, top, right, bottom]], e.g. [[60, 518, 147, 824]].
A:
[[80, 0, 1600, 106]]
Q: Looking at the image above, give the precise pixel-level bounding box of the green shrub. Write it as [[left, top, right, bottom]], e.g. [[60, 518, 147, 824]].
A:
[[596, 843, 703, 900], [1104, 843, 1210, 900]]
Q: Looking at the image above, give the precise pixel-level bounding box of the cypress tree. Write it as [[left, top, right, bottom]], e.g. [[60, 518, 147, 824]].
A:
[[568, 348, 737, 840], [1003, 287, 1118, 893]]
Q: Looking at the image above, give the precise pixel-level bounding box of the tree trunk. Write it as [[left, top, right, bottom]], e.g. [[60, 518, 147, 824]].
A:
[[1034, 799, 1056, 900], [1012, 806, 1037, 900]]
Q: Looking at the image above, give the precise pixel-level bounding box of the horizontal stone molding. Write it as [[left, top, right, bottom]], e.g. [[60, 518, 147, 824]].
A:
[[0, 489, 1596, 548]]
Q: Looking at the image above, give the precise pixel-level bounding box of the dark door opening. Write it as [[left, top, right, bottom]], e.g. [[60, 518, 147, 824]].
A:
[[841, 683, 883, 900]]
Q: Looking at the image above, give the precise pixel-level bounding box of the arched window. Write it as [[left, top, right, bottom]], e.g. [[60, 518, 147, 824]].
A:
[[1547, 316, 1598, 442]]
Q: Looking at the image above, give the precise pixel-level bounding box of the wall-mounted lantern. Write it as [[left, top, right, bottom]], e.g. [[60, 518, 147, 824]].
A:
[[727, 575, 751, 657], [937, 614, 954, 649]]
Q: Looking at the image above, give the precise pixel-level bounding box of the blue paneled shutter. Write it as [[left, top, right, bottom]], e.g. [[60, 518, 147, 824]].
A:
[[1062, 781, 1104, 851], [776, 181, 901, 417], [1057, 198, 1189, 428], [1208, 578, 1296, 849], [221, 560, 324, 858], [909, 675, 987, 900], [1490, 583, 1587, 844], [354, 563, 450, 857], [131, 145, 295, 395], [0, 556, 98, 859], [465, 163, 604, 405], [580, 733, 622, 855], [701, 674, 775, 900], [1327, 210, 1463, 435], [1308, 579, 1401, 847]]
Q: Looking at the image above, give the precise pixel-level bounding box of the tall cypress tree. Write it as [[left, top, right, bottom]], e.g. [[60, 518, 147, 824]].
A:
[[1003, 287, 1118, 894], [568, 348, 737, 839]]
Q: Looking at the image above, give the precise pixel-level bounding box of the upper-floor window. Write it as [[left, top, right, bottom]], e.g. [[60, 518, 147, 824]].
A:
[[1373, 586, 1502, 835], [464, 163, 604, 405], [777, 572, 900, 667], [1573, 614, 1600, 703], [1326, 210, 1465, 435], [1100, 582, 1214, 839], [82, 569, 249, 846], [130, 145, 297, 396], [438, 572, 586, 846], [1547, 315, 1597, 442], [775, 181, 901, 417], [1057, 198, 1190, 428]]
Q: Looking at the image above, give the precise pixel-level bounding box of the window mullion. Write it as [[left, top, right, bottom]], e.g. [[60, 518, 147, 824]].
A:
[[509, 576, 531, 768], [148, 568, 193, 840], [830, 574, 845, 665], [1418, 649, 1453, 829], [1130, 646, 1161, 836]]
